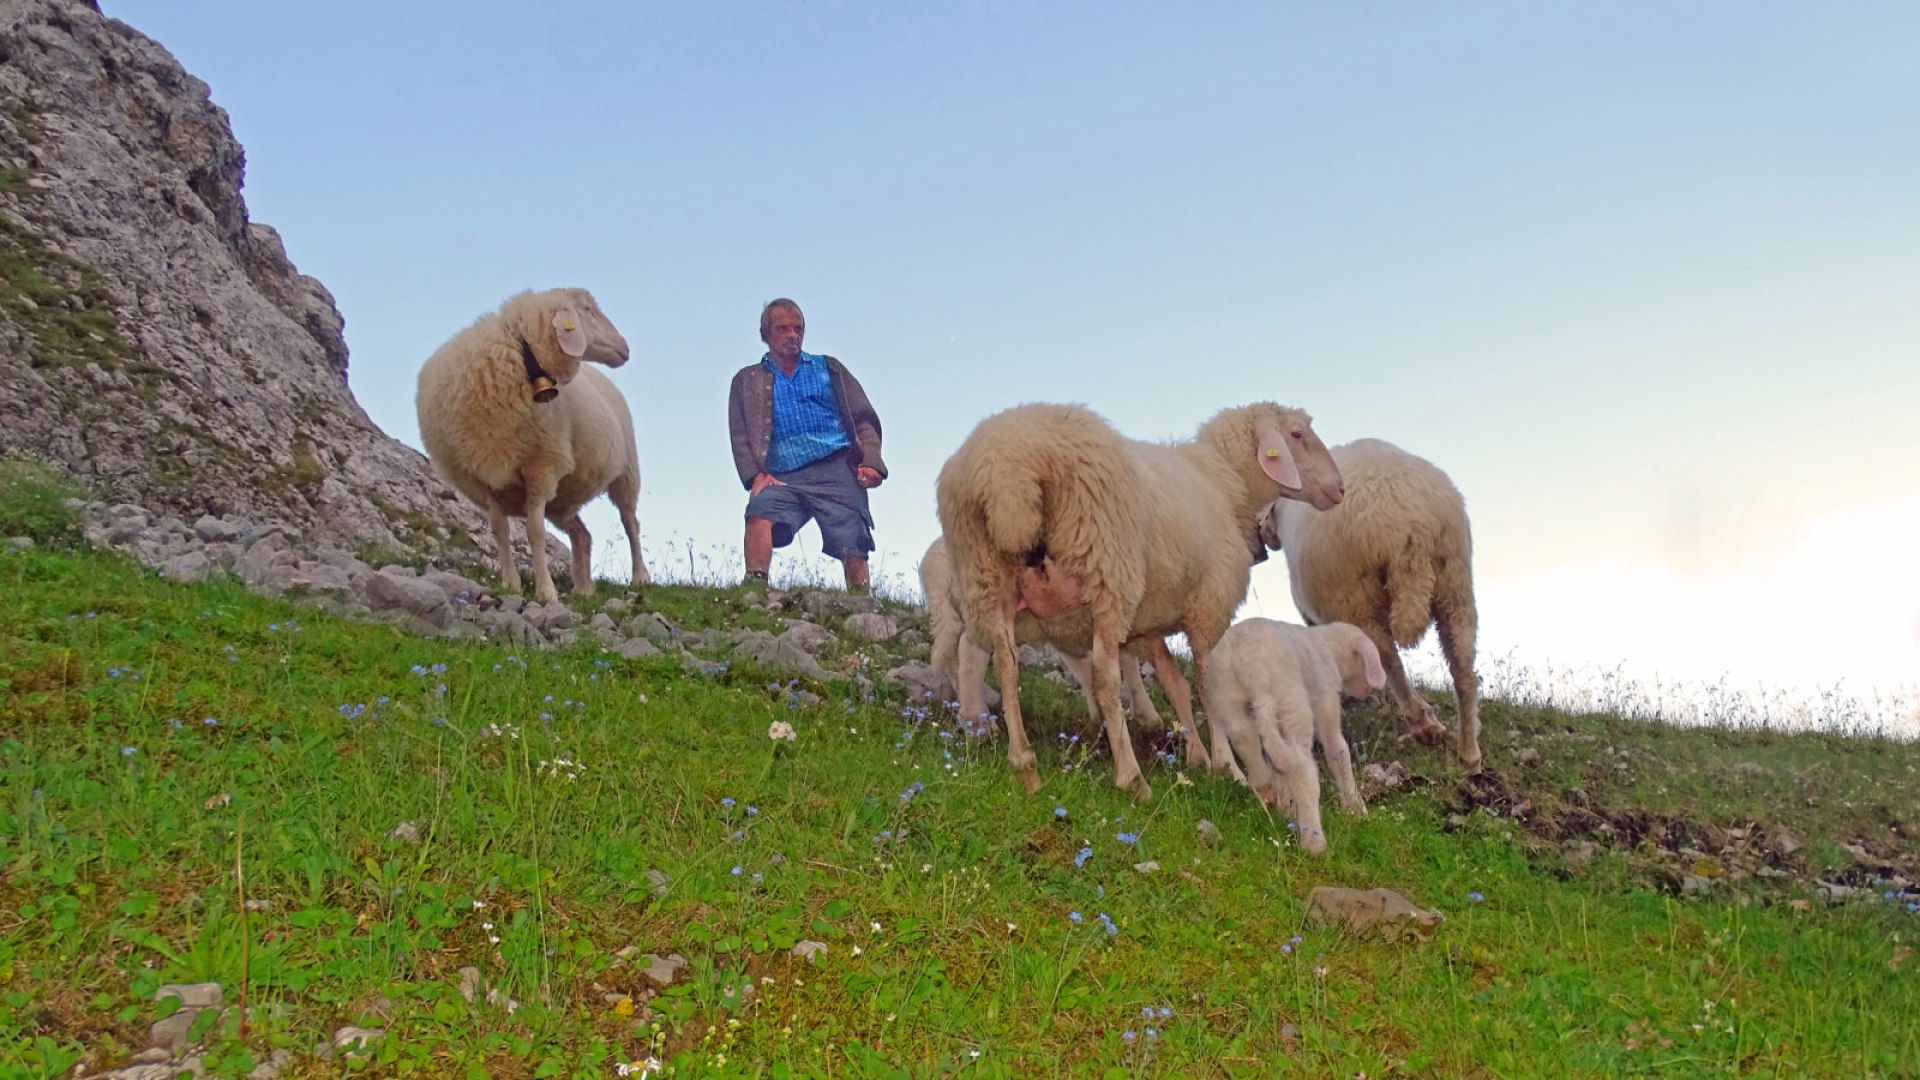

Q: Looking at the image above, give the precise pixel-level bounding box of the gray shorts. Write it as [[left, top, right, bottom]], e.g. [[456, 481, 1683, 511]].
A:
[[745, 448, 875, 559]]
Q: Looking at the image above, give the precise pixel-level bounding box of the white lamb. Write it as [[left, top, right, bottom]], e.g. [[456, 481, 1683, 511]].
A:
[[1206, 618, 1386, 855], [935, 402, 1345, 799], [415, 287, 650, 605], [920, 535, 1164, 731], [1258, 437, 1481, 767]]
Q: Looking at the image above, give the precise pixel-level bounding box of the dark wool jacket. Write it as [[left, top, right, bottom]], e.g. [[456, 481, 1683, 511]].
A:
[[728, 354, 887, 490]]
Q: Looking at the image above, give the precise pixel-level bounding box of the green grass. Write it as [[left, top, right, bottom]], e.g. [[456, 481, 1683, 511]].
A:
[[1, 536, 1916, 1078]]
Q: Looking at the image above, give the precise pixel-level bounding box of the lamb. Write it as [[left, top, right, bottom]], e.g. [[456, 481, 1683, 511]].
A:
[[1205, 618, 1386, 855], [920, 535, 1164, 731], [1258, 437, 1481, 767], [935, 401, 1344, 799], [415, 287, 650, 605]]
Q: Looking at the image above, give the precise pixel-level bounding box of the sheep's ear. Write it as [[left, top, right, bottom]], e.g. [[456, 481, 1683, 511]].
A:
[[1254, 422, 1302, 490], [552, 308, 588, 358], [1354, 632, 1387, 690]]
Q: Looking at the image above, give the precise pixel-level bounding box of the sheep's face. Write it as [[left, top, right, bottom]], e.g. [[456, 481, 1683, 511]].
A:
[[550, 289, 630, 372], [1252, 406, 1344, 512]]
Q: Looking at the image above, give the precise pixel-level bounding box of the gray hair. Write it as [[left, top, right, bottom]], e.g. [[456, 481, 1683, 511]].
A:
[[759, 298, 805, 342]]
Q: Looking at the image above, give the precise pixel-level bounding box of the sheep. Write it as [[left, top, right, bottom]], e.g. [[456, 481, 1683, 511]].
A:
[[1205, 618, 1386, 854], [935, 401, 1344, 799], [1257, 437, 1481, 767], [920, 535, 1164, 732], [415, 287, 650, 605]]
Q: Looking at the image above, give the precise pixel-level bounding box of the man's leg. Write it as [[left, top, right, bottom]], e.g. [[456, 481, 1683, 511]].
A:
[[744, 516, 774, 580], [842, 556, 869, 593]]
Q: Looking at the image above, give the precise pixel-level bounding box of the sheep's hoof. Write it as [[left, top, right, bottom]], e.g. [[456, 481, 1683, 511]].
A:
[[1409, 718, 1449, 747], [1016, 767, 1042, 795]]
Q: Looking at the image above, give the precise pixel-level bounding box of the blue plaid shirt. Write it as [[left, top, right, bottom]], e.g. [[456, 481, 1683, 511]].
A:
[[762, 351, 852, 473]]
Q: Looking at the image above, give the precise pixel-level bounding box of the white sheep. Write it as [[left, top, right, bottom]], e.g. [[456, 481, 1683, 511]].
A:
[[1205, 618, 1386, 855], [415, 287, 650, 605], [920, 535, 1164, 731], [1258, 437, 1481, 767], [935, 402, 1345, 799]]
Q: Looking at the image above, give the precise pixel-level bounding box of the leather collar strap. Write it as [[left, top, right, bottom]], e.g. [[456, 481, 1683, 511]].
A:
[[518, 338, 559, 403]]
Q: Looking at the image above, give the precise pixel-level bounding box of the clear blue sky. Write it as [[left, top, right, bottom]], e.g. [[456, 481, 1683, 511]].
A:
[[102, 2, 1920, 715]]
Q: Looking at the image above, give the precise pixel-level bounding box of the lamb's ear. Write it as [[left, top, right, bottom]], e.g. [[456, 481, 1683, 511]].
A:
[[552, 308, 588, 358], [1254, 422, 1302, 490], [1354, 632, 1387, 690]]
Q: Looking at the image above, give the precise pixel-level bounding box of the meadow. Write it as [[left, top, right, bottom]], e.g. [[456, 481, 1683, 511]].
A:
[[1, 469, 1916, 1078]]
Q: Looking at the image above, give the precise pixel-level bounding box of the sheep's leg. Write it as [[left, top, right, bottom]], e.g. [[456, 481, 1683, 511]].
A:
[[521, 470, 561, 605], [1190, 647, 1250, 784], [560, 512, 595, 597], [1123, 648, 1164, 730], [1366, 625, 1445, 748], [1437, 603, 1482, 770], [1255, 695, 1326, 854], [609, 468, 649, 587], [486, 500, 519, 594], [1064, 651, 1099, 727], [989, 583, 1040, 794], [1211, 686, 1277, 808], [1316, 690, 1366, 817], [956, 631, 995, 734], [1091, 628, 1151, 801], [1140, 638, 1208, 767]]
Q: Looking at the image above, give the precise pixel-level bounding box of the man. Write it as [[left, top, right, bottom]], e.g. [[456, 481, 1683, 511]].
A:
[[727, 298, 887, 592]]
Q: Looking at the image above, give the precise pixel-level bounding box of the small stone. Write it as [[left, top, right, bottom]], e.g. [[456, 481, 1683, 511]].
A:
[[149, 1009, 199, 1051], [156, 982, 224, 1009], [642, 952, 687, 987], [1513, 747, 1540, 764], [843, 612, 898, 642], [1304, 886, 1444, 941], [387, 820, 423, 844], [1362, 761, 1407, 789], [646, 868, 669, 897], [791, 940, 829, 962], [132, 1048, 172, 1065], [4, 536, 32, 550], [457, 966, 483, 1004], [1773, 827, 1804, 857], [1279, 1021, 1301, 1044], [192, 515, 242, 543], [614, 637, 661, 659], [1681, 874, 1714, 896], [1195, 820, 1221, 844], [1562, 840, 1598, 865], [1133, 860, 1161, 874], [485, 987, 521, 1013], [329, 1026, 384, 1057]]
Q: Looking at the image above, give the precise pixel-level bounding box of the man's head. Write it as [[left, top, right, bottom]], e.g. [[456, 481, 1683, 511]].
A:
[[760, 299, 806, 364]]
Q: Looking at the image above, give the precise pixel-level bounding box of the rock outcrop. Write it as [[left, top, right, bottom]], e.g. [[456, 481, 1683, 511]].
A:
[[0, 0, 487, 561]]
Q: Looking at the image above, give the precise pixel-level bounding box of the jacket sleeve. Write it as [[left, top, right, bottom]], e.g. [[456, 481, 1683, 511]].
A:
[[727, 369, 759, 490], [831, 359, 887, 479]]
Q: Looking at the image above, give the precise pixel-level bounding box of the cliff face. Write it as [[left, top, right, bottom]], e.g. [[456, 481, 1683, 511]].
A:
[[0, 0, 489, 560]]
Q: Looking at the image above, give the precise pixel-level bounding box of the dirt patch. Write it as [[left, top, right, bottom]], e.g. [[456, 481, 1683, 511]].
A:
[[1444, 765, 1919, 898]]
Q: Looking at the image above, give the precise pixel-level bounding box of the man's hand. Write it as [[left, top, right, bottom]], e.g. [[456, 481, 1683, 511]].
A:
[[855, 466, 882, 489], [750, 472, 785, 496]]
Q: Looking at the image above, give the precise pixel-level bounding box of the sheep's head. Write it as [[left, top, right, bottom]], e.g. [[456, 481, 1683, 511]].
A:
[[544, 287, 629, 371], [1328, 623, 1387, 698], [1243, 403, 1344, 512]]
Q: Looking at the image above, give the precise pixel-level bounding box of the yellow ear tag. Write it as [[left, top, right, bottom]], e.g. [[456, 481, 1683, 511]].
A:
[[1265, 448, 1282, 458], [563, 321, 577, 330]]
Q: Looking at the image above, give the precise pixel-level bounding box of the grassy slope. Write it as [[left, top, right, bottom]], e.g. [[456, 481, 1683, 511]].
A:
[[1, 537, 1916, 1079]]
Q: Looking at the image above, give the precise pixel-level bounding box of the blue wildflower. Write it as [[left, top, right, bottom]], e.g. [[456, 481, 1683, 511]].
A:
[[1468, 891, 1485, 903], [1075, 846, 1093, 868], [1117, 831, 1139, 845], [1068, 911, 1083, 924]]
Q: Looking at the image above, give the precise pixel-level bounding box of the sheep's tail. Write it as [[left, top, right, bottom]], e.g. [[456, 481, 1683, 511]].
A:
[[980, 459, 1047, 557], [1385, 534, 1438, 649]]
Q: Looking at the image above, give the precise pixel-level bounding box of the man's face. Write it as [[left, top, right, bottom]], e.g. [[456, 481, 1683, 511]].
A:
[[764, 310, 805, 362]]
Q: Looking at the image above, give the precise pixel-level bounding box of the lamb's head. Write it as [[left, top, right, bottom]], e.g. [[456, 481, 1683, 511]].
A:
[[1325, 622, 1387, 698], [1218, 403, 1344, 512]]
